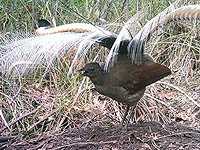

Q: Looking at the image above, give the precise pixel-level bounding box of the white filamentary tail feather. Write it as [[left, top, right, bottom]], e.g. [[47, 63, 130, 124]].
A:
[[0, 27, 114, 77], [126, 4, 200, 63], [104, 0, 181, 70]]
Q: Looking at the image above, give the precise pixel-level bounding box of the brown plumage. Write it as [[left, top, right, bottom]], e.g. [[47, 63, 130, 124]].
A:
[[79, 54, 171, 125]]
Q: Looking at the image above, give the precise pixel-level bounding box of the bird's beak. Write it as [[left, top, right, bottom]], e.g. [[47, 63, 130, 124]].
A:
[[77, 68, 86, 77]]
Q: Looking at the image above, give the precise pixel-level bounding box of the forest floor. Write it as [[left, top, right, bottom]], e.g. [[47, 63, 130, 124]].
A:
[[1, 121, 200, 150]]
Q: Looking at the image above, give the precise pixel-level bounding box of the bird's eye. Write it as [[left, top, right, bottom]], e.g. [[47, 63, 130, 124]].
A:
[[90, 68, 95, 71]]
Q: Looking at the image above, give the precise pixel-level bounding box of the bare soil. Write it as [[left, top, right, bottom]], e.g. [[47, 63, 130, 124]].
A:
[[1, 122, 200, 150]]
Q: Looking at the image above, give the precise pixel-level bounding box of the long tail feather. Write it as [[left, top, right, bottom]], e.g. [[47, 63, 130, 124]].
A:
[[104, 0, 181, 69], [0, 29, 114, 77], [128, 5, 200, 62]]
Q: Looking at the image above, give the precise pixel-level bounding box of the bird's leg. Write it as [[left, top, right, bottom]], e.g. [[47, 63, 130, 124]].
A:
[[121, 105, 130, 126], [125, 105, 136, 129]]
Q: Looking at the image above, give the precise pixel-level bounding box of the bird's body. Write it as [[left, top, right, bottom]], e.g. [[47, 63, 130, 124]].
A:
[[81, 61, 146, 107], [95, 84, 145, 107], [79, 54, 171, 125]]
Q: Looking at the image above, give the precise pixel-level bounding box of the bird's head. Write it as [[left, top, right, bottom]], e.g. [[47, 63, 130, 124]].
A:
[[78, 62, 104, 78]]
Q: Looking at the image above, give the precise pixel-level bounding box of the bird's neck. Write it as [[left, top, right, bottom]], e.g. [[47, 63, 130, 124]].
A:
[[90, 72, 106, 86]]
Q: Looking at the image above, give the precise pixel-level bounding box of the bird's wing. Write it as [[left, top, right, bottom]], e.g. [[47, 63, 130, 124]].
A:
[[109, 55, 171, 90], [132, 61, 171, 89]]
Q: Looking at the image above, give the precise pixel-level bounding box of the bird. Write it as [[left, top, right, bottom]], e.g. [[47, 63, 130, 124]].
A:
[[76, 5, 200, 126], [78, 54, 171, 126]]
